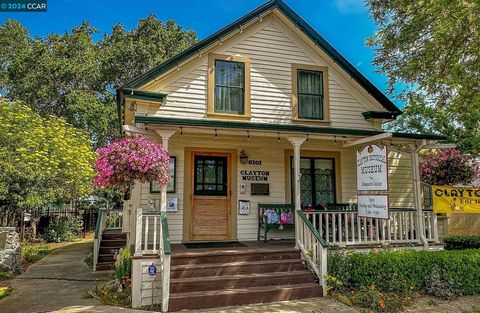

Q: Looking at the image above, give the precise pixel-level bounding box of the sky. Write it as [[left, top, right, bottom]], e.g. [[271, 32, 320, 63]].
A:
[[0, 0, 403, 107]]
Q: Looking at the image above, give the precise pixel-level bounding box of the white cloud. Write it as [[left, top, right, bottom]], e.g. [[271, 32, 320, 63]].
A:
[[334, 0, 367, 14], [356, 61, 363, 67]]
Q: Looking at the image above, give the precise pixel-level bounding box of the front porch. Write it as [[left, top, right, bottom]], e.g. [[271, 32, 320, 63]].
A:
[[121, 124, 447, 312]]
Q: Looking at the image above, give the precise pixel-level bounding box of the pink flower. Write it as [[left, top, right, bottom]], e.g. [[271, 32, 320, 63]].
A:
[[93, 136, 170, 190]]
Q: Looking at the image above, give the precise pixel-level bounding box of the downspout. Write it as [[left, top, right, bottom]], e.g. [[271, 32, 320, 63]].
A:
[[411, 139, 428, 250]]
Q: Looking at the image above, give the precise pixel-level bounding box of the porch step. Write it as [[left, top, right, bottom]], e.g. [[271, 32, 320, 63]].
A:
[[171, 248, 300, 265], [100, 239, 127, 247], [170, 271, 316, 293], [95, 262, 115, 271], [95, 231, 126, 271], [168, 247, 322, 311], [169, 283, 323, 312], [170, 258, 306, 279]]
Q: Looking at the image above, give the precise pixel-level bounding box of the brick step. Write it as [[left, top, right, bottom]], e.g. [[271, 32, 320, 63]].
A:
[[170, 258, 306, 279], [95, 262, 115, 271], [168, 283, 323, 312], [171, 248, 301, 266], [100, 239, 126, 247], [170, 270, 316, 293]]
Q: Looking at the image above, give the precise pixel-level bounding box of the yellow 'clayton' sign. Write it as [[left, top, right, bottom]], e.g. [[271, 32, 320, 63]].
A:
[[432, 186, 480, 213]]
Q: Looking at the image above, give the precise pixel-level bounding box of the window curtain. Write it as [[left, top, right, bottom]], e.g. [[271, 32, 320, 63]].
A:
[[298, 70, 323, 119], [215, 60, 245, 114]]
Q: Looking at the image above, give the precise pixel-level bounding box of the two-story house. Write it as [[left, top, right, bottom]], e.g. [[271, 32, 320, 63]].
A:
[[95, 1, 446, 311]]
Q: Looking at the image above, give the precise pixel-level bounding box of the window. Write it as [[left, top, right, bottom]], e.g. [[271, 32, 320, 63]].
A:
[[214, 60, 245, 115], [292, 64, 329, 122], [208, 54, 251, 119], [291, 157, 336, 209], [297, 70, 323, 119], [194, 155, 228, 196]]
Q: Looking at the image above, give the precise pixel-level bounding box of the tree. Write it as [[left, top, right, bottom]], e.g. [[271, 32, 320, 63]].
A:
[[0, 100, 96, 213], [0, 16, 197, 147], [366, 1, 480, 155], [420, 149, 479, 186]]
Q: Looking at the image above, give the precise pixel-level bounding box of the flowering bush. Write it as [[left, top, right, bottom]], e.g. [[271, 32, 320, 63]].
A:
[[94, 137, 169, 191], [420, 149, 479, 185]]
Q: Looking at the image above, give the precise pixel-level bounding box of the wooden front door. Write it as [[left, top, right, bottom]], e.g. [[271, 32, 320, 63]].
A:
[[190, 152, 232, 241]]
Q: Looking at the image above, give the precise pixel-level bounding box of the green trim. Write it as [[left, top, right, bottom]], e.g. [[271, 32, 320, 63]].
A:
[[259, 203, 295, 209], [120, 0, 401, 115], [161, 212, 171, 255], [296, 210, 328, 248], [122, 89, 167, 103], [135, 116, 447, 140], [362, 111, 400, 120]]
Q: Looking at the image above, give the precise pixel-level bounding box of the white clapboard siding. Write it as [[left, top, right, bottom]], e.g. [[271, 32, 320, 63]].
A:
[[131, 133, 415, 243], [145, 16, 382, 130]]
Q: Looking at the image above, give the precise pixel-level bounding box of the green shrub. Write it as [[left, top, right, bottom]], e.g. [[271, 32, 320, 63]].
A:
[[328, 249, 480, 296], [43, 216, 83, 243], [114, 248, 132, 283], [22, 244, 51, 263], [444, 236, 480, 250], [0, 272, 12, 280]]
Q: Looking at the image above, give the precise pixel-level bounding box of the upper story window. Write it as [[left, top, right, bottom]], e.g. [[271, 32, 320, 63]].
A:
[[292, 64, 330, 124], [214, 60, 245, 115], [208, 53, 251, 120]]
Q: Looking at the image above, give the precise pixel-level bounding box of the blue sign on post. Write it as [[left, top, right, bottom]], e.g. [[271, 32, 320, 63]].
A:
[[148, 264, 156, 277]]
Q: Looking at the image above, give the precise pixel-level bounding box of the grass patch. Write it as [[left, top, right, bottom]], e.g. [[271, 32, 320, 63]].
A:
[[22, 244, 51, 263], [0, 272, 13, 281], [0, 287, 11, 299]]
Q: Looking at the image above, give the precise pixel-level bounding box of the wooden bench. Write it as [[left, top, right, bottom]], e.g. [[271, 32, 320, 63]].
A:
[[257, 203, 295, 243]]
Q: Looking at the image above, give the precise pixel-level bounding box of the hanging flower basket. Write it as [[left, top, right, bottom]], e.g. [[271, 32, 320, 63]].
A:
[[94, 136, 170, 194]]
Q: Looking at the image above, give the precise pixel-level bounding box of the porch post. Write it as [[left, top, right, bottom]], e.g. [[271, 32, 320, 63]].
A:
[[287, 136, 306, 247], [411, 140, 428, 250], [154, 130, 177, 213]]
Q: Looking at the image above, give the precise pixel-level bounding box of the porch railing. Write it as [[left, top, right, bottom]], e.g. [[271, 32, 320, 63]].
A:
[[93, 208, 106, 271], [304, 206, 438, 246], [296, 210, 328, 295], [105, 210, 123, 229], [135, 209, 171, 312]]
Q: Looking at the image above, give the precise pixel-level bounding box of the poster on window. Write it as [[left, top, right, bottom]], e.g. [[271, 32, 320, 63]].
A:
[[356, 145, 388, 191], [357, 194, 389, 219], [150, 157, 176, 193]]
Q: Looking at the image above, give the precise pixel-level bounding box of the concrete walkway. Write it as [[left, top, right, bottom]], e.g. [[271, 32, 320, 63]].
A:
[[0, 241, 109, 313]]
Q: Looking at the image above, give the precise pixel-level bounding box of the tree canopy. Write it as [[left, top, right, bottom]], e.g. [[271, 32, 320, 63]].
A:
[[0, 16, 197, 147], [367, 1, 480, 155], [0, 100, 96, 211]]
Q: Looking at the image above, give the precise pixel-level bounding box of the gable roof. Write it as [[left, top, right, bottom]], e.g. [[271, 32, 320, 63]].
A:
[[120, 0, 401, 116]]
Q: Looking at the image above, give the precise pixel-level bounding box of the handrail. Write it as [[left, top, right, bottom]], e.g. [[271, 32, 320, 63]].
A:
[[94, 209, 103, 239], [296, 210, 328, 296], [93, 209, 106, 271], [160, 212, 171, 255], [297, 210, 328, 248]]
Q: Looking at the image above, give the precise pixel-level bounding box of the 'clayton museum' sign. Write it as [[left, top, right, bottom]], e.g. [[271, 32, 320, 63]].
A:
[[356, 145, 388, 191]]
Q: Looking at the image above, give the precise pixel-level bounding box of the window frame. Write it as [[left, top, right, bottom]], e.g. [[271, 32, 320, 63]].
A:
[[208, 53, 251, 120], [290, 156, 337, 208], [291, 64, 330, 124], [193, 155, 228, 196]]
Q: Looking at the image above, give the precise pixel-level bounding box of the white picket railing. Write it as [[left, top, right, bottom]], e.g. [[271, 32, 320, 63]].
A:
[[105, 210, 123, 229], [303, 208, 438, 246], [296, 210, 328, 295], [93, 208, 107, 271], [135, 209, 171, 312]]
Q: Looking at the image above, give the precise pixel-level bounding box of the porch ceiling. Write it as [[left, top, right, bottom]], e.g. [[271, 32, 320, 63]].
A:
[[134, 116, 447, 141]]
